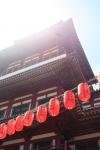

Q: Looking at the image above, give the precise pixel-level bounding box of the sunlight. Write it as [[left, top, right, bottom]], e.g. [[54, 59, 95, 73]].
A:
[[0, 41, 14, 51], [0, 0, 69, 51]]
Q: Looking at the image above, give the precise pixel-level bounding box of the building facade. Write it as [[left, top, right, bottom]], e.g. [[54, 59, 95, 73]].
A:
[[0, 19, 99, 150]]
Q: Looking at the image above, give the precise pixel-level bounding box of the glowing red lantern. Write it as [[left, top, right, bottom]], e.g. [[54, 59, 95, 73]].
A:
[[7, 119, 16, 135], [36, 105, 47, 123], [78, 83, 91, 101], [48, 98, 60, 116], [15, 115, 24, 132], [0, 123, 7, 139], [23, 111, 34, 126], [64, 91, 76, 110]]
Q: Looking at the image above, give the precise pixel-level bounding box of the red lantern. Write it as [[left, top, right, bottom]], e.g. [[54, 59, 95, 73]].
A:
[[48, 98, 60, 116], [23, 111, 34, 127], [15, 115, 24, 132], [78, 83, 91, 101], [7, 119, 16, 135], [36, 105, 47, 123], [0, 123, 7, 139], [64, 91, 76, 110]]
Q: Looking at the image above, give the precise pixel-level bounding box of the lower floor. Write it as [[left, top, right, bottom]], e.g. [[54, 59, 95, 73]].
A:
[[1, 140, 100, 150], [0, 132, 100, 150]]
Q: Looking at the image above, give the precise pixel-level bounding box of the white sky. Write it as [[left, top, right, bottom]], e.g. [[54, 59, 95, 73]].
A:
[[0, 0, 69, 50]]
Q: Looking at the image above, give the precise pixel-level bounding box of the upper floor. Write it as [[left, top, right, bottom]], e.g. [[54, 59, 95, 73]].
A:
[[0, 19, 95, 101], [0, 46, 66, 76]]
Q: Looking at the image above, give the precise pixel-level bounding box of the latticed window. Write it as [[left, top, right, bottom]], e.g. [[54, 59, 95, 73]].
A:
[[23, 55, 39, 67], [0, 109, 6, 120], [11, 103, 30, 117], [37, 97, 50, 106]]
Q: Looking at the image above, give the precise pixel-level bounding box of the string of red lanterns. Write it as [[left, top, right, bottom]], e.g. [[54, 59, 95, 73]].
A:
[[0, 82, 92, 139]]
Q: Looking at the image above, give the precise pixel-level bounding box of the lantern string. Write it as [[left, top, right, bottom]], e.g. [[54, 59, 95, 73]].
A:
[[0, 76, 98, 127]]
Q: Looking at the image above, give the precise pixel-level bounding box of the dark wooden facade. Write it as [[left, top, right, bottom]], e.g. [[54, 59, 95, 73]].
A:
[[0, 19, 99, 150]]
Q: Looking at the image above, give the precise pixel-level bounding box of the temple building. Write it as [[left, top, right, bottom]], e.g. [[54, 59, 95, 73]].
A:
[[0, 19, 99, 150]]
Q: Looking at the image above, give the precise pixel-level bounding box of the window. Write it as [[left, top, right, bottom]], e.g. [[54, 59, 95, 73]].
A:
[[0, 110, 6, 119], [0, 107, 7, 120], [31, 56, 39, 64], [36, 87, 58, 106], [23, 56, 32, 67], [42, 46, 67, 63], [6, 61, 21, 74], [23, 55, 39, 67], [7, 66, 14, 74], [14, 63, 21, 71], [37, 97, 50, 106], [11, 102, 31, 117], [81, 101, 91, 110], [43, 47, 59, 60], [94, 97, 100, 107], [36, 94, 50, 106]]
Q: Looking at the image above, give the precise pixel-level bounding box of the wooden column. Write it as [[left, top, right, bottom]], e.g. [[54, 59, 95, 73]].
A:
[[64, 140, 68, 150], [24, 139, 30, 150], [98, 140, 100, 150], [24, 130, 32, 150], [55, 137, 61, 150], [6, 99, 13, 118], [31, 93, 37, 109]]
